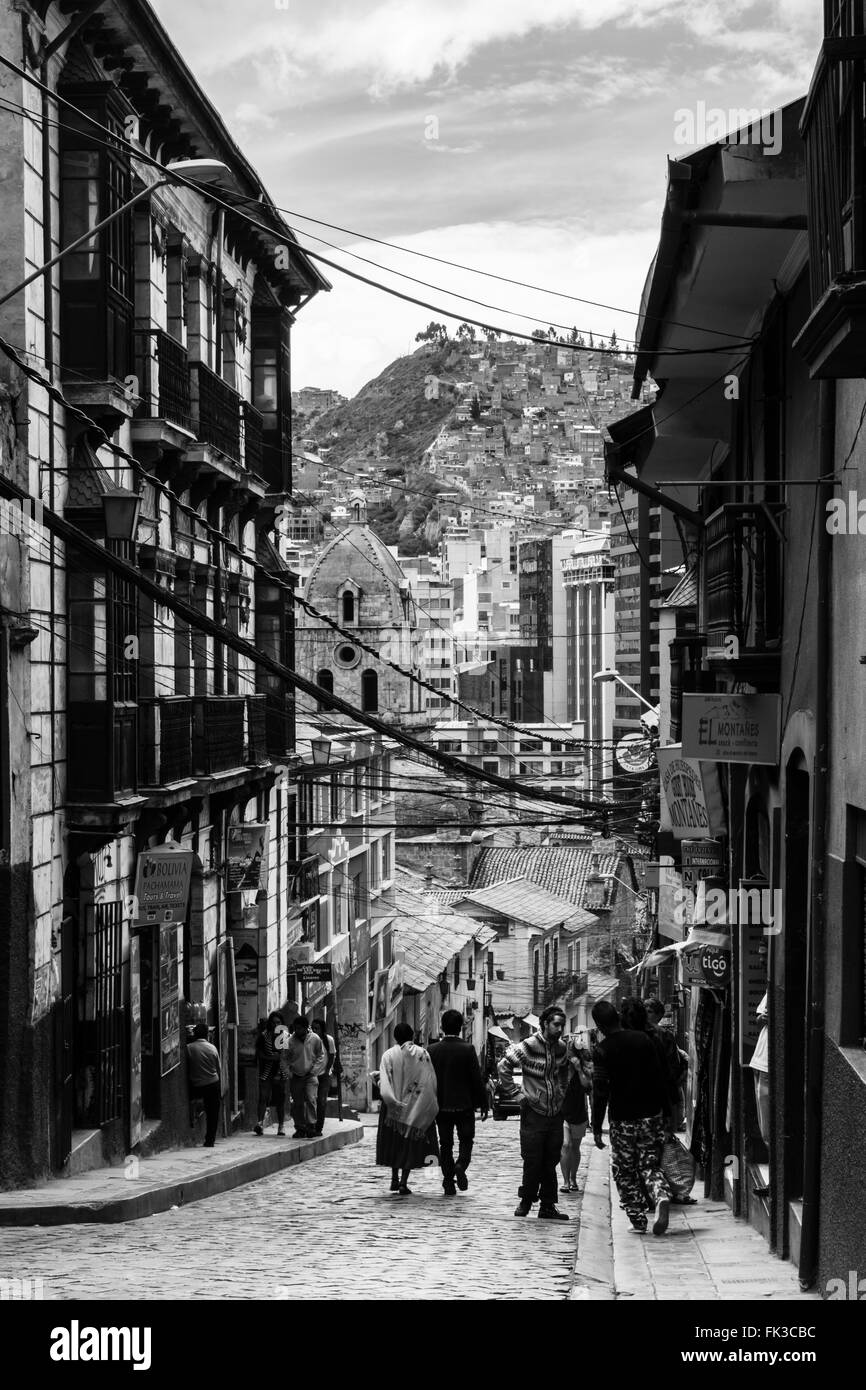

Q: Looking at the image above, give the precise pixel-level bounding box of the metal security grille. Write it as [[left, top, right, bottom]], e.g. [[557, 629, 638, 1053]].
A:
[[93, 901, 124, 1125]]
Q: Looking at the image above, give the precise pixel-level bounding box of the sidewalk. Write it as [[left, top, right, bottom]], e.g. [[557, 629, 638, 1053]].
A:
[[571, 1136, 818, 1301], [0, 1119, 363, 1227]]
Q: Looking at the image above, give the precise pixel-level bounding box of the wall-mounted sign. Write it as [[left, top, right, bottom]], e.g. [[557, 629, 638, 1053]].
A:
[[226, 824, 269, 892], [657, 746, 725, 840], [293, 963, 333, 983], [682, 694, 781, 766], [350, 920, 371, 972], [681, 840, 724, 893], [134, 848, 195, 927]]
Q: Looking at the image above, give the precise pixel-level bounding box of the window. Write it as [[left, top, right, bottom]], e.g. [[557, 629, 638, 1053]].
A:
[[381, 835, 392, 882], [362, 669, 378, 712], [342, 590, 355, 624], [453, 953, 461, 987], [317, 669, 333, 695], [482, 759, 499, 775], [331, 884, 342, 938], [353, 765, 363, 814], [69, 574, 108, 701], [336, 644, 358, 668]]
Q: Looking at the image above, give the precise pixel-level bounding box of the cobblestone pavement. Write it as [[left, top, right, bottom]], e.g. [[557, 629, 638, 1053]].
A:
[[0, 1118, 582, 1301]]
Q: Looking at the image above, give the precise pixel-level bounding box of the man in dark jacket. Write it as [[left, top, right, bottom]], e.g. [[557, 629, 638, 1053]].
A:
[[428, 1010, 488, 1196], [591, 1000, 673, 1236]]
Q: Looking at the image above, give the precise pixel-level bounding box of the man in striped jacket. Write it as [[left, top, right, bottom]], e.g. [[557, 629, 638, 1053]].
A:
[[498, 1006, 571, 1220]]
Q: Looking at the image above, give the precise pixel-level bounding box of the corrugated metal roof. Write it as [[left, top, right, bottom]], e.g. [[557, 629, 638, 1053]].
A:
[[468, 847, 627, 910], [459, 876, 595, 931], [391, 912, 483, 992], [585, 970, 618, 1001]]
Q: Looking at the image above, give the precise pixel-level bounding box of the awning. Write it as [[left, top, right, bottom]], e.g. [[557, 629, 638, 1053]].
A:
[[487, 1025, 511, 1042], [522, 1013, 540, 1030]]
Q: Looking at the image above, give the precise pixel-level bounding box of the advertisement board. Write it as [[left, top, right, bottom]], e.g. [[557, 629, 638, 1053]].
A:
[[226, 824, 270, 892], [134, 848, 194, 927], [682, 693, 781, 765]]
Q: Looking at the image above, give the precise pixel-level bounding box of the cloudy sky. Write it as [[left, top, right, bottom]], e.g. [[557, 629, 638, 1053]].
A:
[[152, 0, 821, 397]]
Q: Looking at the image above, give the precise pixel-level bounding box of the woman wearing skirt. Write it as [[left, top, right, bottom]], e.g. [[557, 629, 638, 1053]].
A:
[[376, 1021, 439, 1194]]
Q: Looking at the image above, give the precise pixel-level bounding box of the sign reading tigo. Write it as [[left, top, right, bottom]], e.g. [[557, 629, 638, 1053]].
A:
[[134, 848, 195, 927], [682, 693, 781, 766]]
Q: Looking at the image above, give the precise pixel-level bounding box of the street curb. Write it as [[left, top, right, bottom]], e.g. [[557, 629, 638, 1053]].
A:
[[0, 1123, 364, 1226], [570, 1140, 616, 1300]]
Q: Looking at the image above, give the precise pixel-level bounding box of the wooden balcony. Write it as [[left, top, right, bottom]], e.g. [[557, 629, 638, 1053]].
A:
[[243, 401, 264, 475], [246, 693, 268, 764], [702, 504, 784, 688], [535, 970, 589, 1009], [191, 361, 242, 463], [796, 2, 866, 375], [133, 329, 193, 435], [195, 694, 246, 773], [139, 696, 194, 785], [139, 693, 258, 786]]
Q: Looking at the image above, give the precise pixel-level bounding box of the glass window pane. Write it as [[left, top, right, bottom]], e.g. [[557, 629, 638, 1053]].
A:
[[62, 152, 100, 281]]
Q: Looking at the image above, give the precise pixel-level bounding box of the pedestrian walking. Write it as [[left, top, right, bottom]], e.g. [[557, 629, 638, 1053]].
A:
[[311, 1018, 338, 1136], [498, 1006, 571, 1220], [621, 996, 678, 1126], [186, 1023, 221, 1148], [254, 1013, 287, 1136], [375, 1021, 439, 1195], [645, 997, 689, 1131], [591, 1000, 672, 1236], [281, 1014, 325, 1138], [428, 1009, 488, 1197], [560, 1039, 593, 1195]]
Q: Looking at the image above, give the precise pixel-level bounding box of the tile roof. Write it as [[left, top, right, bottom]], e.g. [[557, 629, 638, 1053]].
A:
[[468, 846, 626, 910], [458, 877, 595, 931]]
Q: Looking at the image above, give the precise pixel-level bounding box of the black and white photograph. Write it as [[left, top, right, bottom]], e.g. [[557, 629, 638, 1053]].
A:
[[0, 0, 857, 1361]]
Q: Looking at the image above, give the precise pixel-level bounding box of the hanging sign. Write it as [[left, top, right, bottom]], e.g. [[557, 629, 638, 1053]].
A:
[[700, 944, 731, 987], [682, 693, 781, 766], [681, 839, 724, 892], [657, 746, 724, 840], [226, 824, 269, 892], [134, 848, 195, 927], [615, 733, 653, 774]]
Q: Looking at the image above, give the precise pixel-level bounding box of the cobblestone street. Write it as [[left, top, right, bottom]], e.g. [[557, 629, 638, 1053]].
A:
[[0, 1119, 580, 1301]]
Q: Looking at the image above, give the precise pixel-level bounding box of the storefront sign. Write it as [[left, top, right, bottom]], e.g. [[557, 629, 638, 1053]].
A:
[[159, 923, 180, 1077], [657, 746, 725, 839], [739, 917, 768, 1065], [134, 848, 194, 927], [293, 963, 333, 983], [682, 694, 781, 766], [331, 937, 352, 986], [700, 944, 731, 987], [615, 733, 653, 774], [681, 840, 724, 892], [129, 935, 142, 1148], [657, 860, 690, 942], [226, 824, 269, 892]]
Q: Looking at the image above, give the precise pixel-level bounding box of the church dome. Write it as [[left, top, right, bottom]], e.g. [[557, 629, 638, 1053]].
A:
[[303, 519, 412, 626]]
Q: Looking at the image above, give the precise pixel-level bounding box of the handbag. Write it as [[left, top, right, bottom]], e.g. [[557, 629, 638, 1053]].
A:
[[662, 1135, 696, 1199]]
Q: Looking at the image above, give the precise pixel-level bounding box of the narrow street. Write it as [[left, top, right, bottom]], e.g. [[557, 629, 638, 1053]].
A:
[[0, 1119, 812, 1302]]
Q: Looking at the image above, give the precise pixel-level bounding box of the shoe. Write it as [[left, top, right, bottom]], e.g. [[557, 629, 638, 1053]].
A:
[[514, 1200, 532, 1217], [398, 1185, 412, 1195], [277, 1127, 285, 1136], [560, 1186, 573, 1194], [312, 1128, 324, 1136], [292, 1131, 308, 1139], [538, 1206, 570, 1221], [203, 1141, 215, 1148], [254, 1123, 264, 1136], [443, 1185, 457, 1197], [652, 1196, 671, 1236], [569, 1182, 579, 1192], [629, 1220, 648, 1234], [455, 1167, 469, 1191], [389, 1178, 400, 1192]]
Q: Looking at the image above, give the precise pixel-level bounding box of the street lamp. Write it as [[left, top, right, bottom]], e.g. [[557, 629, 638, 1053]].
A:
[[0, 158, 232, 309], [310, 737, 332, 765], [592, 668, 660, 717], [102, 487, 141, 543]]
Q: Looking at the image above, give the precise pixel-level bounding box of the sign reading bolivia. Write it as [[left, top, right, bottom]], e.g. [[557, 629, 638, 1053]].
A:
[[134, 847, 195, 926], [682, 693, 781, 766], [657, 744, 725, 840]]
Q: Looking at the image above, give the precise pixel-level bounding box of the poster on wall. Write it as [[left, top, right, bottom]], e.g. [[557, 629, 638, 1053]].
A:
[[226, 824, 270, 892], [158, 923, 180, 1077], [372, 968, 389, 1022]]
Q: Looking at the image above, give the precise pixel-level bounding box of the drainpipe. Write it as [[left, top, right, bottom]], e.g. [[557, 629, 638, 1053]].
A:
[[798, 377, 833, 1289]]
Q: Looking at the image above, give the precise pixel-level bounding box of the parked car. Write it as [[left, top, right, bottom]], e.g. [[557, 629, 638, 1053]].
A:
[[492, 1067, 523, 1119]]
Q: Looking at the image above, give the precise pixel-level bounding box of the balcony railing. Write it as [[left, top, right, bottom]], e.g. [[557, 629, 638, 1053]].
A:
[[139, 694, 255, 786], [133, 329, 192, 430], [191, 361, 242, 463], [243, 401, 264, 474], [796, 4, 866, 375], [801, 2, 866, 306], [702, 504, 784, 670], [534, 970, 589, 1009]]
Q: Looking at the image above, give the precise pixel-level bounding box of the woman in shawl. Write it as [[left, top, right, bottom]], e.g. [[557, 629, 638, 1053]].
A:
[[375, 1021, 439, 1194]]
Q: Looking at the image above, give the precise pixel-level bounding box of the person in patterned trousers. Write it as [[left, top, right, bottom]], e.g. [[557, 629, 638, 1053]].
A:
[[591, 1001, 673, 1235]]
